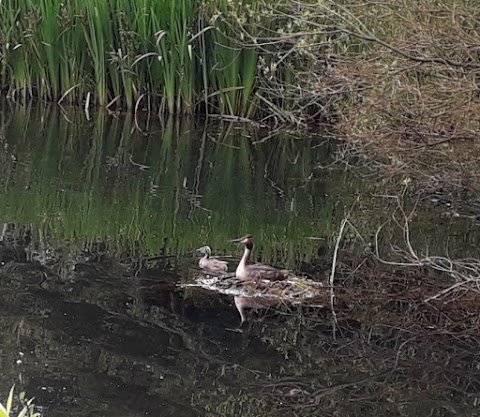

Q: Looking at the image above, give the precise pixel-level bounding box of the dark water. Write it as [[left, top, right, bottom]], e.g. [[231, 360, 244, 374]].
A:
[[0, 105, 479, 416]]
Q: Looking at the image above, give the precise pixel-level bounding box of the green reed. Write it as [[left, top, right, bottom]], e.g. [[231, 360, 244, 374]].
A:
[[200, 0, 260, 117], [0, 0, 267, 116]]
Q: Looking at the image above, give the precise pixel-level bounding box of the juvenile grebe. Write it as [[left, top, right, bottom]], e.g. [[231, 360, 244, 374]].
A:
[[230, 235, 288, 281], [197, 246, 228, 273]]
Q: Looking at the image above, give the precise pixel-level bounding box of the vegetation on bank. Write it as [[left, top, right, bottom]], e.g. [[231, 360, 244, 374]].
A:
[[323, 1, 480, 196], [0, 0, 280, 117], [2, 0, 477, 128], [0, 387, 38, 417]]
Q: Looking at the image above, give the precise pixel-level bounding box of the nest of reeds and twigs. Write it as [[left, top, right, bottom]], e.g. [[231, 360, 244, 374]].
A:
[[185, 271, 326, 303]]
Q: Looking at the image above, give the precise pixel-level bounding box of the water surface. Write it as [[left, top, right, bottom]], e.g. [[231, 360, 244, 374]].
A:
[[0, 105, 479, 416]]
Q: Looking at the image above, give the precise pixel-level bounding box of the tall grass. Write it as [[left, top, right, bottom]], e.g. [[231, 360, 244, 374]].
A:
[[206, 1, 262, 116], [4, 0, 473, 124], [0, 0, 265, 116]]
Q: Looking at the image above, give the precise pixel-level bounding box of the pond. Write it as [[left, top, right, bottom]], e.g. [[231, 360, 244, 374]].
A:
[[0, 104, 479, 417]]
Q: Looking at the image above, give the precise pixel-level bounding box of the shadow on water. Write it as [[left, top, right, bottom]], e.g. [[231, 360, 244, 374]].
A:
[[0, 104, 479, 416]]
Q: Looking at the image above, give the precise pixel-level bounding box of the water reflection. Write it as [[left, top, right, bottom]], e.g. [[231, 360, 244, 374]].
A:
[[0, 104, 335, 268], [1, 233, 479, 417], [0, 104, 480, 416], [234, 296, 282, 326], [189, 270, 325, 326]]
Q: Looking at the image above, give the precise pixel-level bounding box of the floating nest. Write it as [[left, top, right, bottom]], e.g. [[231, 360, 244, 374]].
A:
[[182, 271, 327, 324], [183, 271, 326, 302]]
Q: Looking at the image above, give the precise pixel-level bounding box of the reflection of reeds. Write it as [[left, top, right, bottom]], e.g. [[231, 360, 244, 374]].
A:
[[0, 106, 334, 265]]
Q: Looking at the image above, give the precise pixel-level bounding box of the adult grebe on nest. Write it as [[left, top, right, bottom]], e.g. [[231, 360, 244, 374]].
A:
[[230, 234, 290, 281]]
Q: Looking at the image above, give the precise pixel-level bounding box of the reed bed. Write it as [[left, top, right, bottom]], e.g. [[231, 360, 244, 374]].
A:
[[0, 0, 272, 117], [2, 0, 478, 128], [1, 0, 363, 122], [0, 0, 197, 112]]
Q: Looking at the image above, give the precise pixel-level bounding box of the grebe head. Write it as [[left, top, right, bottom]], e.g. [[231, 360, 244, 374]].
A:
[[196, 246, 212, 256], [229, 234, 254, 249]]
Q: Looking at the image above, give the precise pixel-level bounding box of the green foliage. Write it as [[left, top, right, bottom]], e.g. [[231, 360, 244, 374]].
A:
[[0, 0, 266, 116], [2, 0, 477, 124], [0, 387, 38, 417]]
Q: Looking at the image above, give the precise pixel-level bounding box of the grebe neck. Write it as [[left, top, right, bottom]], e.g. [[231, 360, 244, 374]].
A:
[[239, 242, 252, 269]]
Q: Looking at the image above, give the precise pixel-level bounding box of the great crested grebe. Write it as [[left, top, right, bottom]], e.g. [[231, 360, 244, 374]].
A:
[[197, 246, 228, 273], [230, 235, 289, 281]]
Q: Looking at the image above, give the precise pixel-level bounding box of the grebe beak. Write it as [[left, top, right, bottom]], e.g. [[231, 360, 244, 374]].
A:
[[229, 234, 252, 244]]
